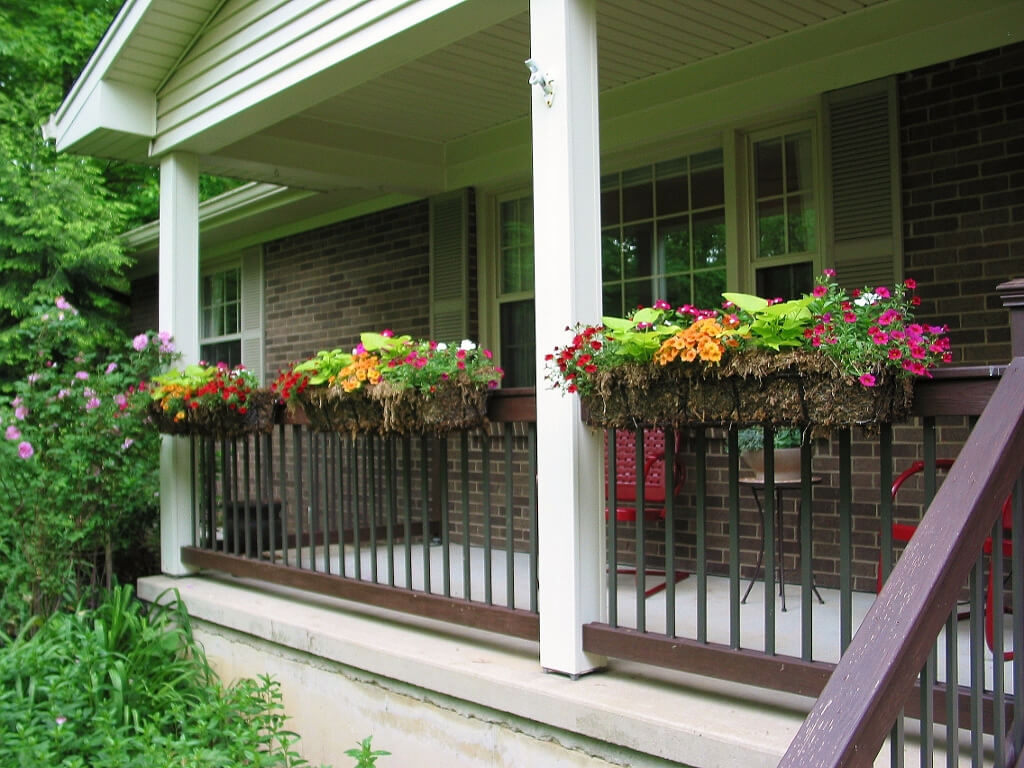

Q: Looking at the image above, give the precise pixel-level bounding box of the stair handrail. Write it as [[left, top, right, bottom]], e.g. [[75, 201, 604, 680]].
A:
[[779, 357, 1024, 767]]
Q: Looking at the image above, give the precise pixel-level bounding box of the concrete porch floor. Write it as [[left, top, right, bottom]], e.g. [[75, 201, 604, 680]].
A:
[[280, 539, 1014, 693]]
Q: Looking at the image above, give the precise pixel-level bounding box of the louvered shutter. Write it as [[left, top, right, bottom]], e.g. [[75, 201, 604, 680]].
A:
[[825, 78, 902, 289], [239, 247, 265, 383], [429, 190, 470, 342]]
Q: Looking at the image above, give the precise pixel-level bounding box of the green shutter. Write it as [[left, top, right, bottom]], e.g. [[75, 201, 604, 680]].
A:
[[239, 247, 264, 383], [825, 78, 902, 290], [429, 190, 470, 342]]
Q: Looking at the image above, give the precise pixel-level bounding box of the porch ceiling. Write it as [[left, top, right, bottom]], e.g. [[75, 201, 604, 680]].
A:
[[203, 0, 892, 192], [57, 0, 1020, 209]]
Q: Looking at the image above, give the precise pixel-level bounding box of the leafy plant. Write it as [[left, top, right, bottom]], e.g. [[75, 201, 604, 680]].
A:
[[721, 292, 814, 350], [0, 585, 326, 767], [737, 426, 804, 453], [375, 336, 502, 394], [345, 736, 390, 767]]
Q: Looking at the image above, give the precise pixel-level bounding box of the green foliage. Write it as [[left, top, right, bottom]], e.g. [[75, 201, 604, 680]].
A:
[[292, 348, 357, 386], [375, 337, 502, 394], [722, 292, 814, 351], [344, 736, 390, 767], [0, 299, 175, 632], [0, 585, 323, 767], [600, 307, 684, 362], [737, 426, 803, 452]]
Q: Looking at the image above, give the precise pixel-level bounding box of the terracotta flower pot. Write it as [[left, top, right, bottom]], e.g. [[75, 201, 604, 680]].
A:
[[740, 446, 803, 482]]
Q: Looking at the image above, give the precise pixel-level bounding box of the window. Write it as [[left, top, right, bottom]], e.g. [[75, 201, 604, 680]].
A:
[[601, 150, 726, 315], [497, 195, 536, 387], [200, 265, 242, 367], [750, 124, 818, 299]]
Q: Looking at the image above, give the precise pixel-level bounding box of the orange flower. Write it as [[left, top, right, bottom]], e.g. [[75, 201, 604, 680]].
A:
[[655, 318, 730, 365]]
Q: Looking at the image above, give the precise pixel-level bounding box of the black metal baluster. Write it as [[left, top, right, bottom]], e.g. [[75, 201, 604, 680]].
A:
[[368, 435, 378, 583], [920, 651, 935, 768], [230, 439, 240, 556], [504, 426, 514, 610], [335, 434, 346, 578], [243, 438, 252, 558], [385, 436, 396, 587], [307, 430, 317, 571], [421, 435, 431, 594], [608, 428, 618, 628], [255, 434, 264, 559], [664, 428, 677, 638], [440, 436, 450, 597], [838, 427, 852, 652], [636, 430, 646, 633], [696, 428, 707, 643], [800, 438, 813, 660], [321, 433, 331, 574], [461, 431, 471, 601], [354, 435, 363, 580], [294, 425, 304, 568], [728, 426, 741, 649], [969, 554, 984, 766], [266, 432, 276, 563], [278, 423, 288, 566], [483, 428, 492, 605], [402, 436, 413, 589]]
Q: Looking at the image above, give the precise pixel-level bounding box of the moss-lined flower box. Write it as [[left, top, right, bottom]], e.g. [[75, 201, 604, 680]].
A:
[[274, 333, 502, 435], [149, 364, 277, 438], [554, 273, 947, 431]]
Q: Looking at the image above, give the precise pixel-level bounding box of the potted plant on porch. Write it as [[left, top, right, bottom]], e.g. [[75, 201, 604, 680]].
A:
[[737, 426, 804, 481], [545, 271, 952, 430], [149, 362, 276, 438]]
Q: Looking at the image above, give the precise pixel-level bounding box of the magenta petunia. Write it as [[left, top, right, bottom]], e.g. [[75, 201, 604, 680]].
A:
[[812, 285, 827, 298], [858, 373, 876, 387]]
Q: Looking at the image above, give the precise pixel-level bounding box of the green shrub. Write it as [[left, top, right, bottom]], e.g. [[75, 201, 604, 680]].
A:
[[0, 298, 174, 632], [0, 585, 322, 767]]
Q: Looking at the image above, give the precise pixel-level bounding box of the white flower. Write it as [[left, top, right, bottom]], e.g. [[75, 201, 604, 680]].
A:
[[459, 339, 477, 351], [854, 292, 880, 307], [436, 342, 448, 351]]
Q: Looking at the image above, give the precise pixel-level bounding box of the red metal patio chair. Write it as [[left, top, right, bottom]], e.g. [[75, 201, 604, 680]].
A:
[[606, 428, 688, 598], [878, 458, 1014, 660]]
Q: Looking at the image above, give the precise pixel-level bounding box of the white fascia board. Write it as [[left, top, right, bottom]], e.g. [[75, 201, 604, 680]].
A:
[[123, 182, 313, 254], [49, 0, 157, 143], [53, 80, 156, 154], [151, 0, 527, 156]]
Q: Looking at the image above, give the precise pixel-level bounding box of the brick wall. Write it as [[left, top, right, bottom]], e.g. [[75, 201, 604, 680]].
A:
[[900, 42, 1024, 365], [263, 201, 433, 382]]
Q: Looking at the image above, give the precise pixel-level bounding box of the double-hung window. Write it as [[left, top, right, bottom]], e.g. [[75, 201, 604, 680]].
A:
[[496, 195, 536, 387], [749, 122, 819, 299], [600, 149, 727, 316], [200, 265, 243, 368]]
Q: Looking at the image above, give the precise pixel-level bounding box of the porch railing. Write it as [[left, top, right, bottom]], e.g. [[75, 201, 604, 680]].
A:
[[181, 389, 539, 640]]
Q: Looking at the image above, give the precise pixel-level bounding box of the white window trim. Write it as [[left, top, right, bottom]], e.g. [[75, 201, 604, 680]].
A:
[[199, 247, 264, 383]]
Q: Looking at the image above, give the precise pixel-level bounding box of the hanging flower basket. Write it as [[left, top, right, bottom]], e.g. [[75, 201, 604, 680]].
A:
[[293, 385, 383, 434], [557, 273, 945, 432], [149, 390, 278, 438], [581, 349, 913, 430]]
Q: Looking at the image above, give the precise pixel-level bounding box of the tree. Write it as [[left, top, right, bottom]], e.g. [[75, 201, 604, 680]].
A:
[[0, 0, 132, 378]]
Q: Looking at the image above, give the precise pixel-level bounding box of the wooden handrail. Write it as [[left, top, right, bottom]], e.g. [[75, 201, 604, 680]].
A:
[[779, 358, 1024, 767]]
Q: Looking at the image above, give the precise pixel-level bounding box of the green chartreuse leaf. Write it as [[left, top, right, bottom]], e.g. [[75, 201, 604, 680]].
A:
[[722, 292, 769, 313]]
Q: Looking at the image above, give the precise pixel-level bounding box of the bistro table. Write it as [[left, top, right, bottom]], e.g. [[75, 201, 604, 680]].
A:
[[739, 475, 825, 612]]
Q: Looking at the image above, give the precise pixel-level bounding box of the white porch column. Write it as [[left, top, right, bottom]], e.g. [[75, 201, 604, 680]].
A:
[[530, 0, 606, 675], [158, 152, 200, 576]]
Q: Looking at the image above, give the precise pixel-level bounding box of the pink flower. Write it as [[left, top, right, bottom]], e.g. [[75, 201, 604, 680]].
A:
[[105, 362, 118, 374], [17, 441, 34, 459], [55, 296, 72, 310], [488, 380, 499, 389], [353, 343, 367, 356], [132, 334, 148, 351], [904, 278, 917, 290], [381, 329, 394, 338], [85, 397, 101, 410], [888, 348, 903, 360], [5, 426, 20, 440], [871, 332, 888, 345], [456, 349, 466, 360], [812, 285, 827, 298], [483, 349, 493, 359], [75, 371, 89, 380], [875, 286, 891, 298], [57, 389, 70, 399], [654, 299, 671, 310], [858, 373, 876, 387], [55, 715, 67, 727], [877, 309, 901, 326], [121, 438, 134, 450], [823, 268, 836, 277], [843, 312, 857, 323], [14, 405, 27, 420]]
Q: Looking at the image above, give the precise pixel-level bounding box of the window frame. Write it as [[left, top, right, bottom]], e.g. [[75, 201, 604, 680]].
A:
[[199, 260, 243, 368]]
